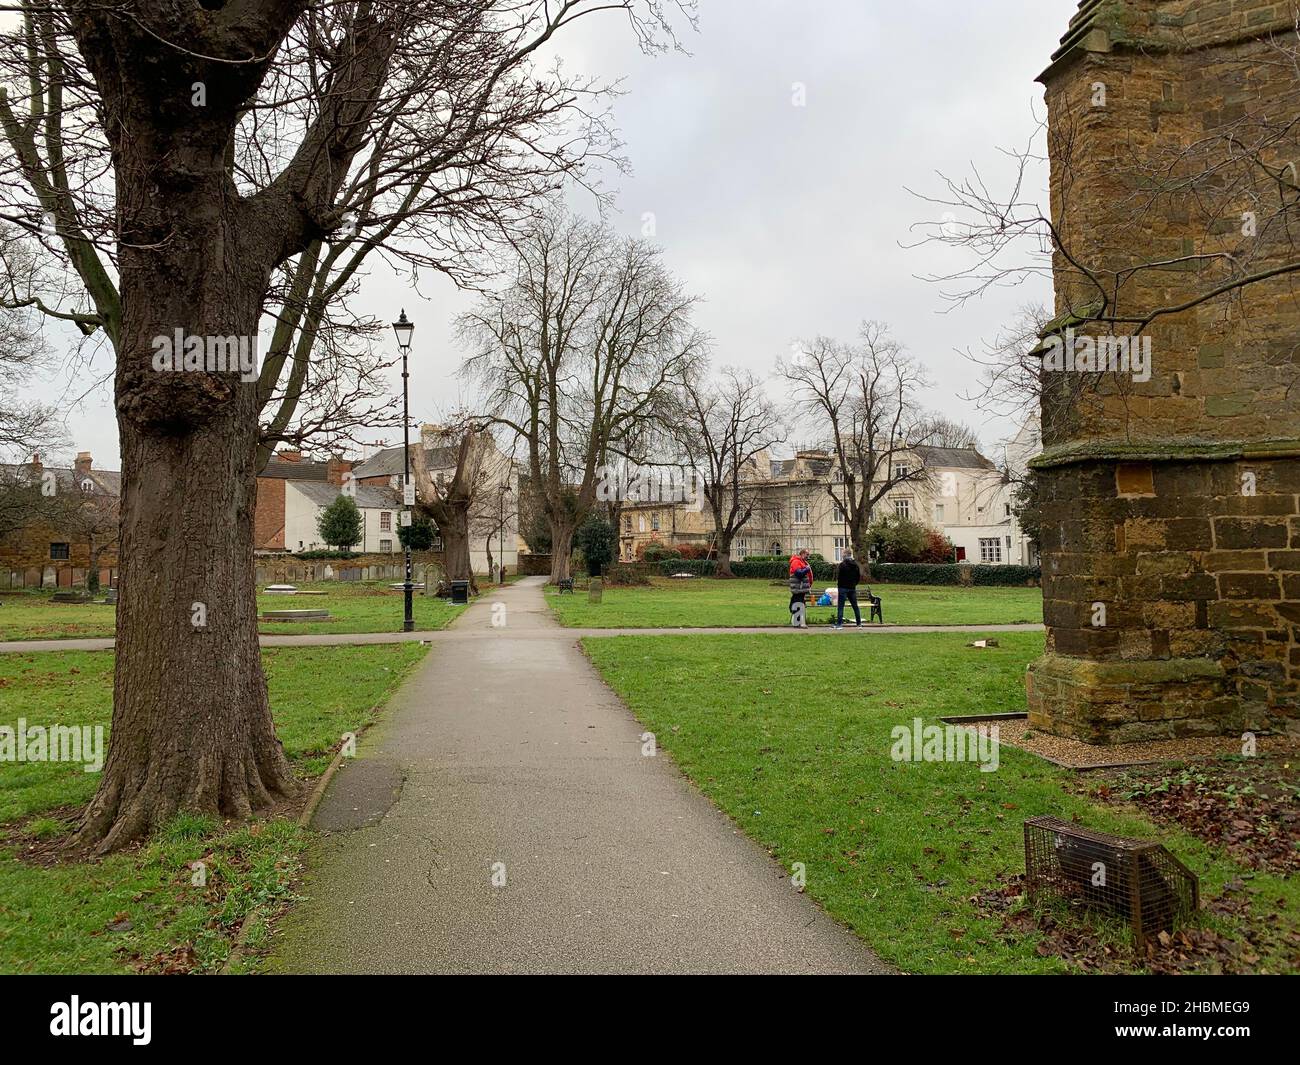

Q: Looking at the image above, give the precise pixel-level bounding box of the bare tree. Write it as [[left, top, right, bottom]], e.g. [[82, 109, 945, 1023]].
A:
[[0, 231, 66, 458], [780, 322, 935, 570], [408, 420, 497, 591], [0, 0, 692, 852], [460, 207, 706, 581], [677, 366, 782, 577]]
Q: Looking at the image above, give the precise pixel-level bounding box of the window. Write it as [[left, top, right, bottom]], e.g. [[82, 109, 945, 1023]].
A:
[[50, 542, 70, 560], [933, 503, 945, 523], [79, 478, 94, 494], [638, 515, 646, 532], [379, 538, 393, 553], [833, 535, 847, 562], [894, 498, 911, 520], [652, 513, 660, 532], [380, 511, 392, 531], [794, 536, 809, 552], [1005, 502, 1012, 518], [979, 537, 1002, 563], [770, 541, 782, 555], [793, 500, 810, 524], [893, 463, 910, 480], [832, 503, 845, 524], [623, 515, 632, 534], [736, 539, 750, 559]]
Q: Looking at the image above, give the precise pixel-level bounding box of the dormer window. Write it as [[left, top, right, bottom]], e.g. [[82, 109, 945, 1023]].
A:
[[80, 479, 94, 494]]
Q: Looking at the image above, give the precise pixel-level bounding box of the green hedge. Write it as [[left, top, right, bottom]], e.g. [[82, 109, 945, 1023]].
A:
[[657, 559, 1041, 586], [869, 563, 960, 585], [969, 563, 1041, 586]]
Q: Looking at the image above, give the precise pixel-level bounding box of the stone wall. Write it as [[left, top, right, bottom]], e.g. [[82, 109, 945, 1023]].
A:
[[1029, 0, 1300, 742]]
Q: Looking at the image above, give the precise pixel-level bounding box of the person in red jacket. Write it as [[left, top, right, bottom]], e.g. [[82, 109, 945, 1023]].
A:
[[788, 549, 812, 627]]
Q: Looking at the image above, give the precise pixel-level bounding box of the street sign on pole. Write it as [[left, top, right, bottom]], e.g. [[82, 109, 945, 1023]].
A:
[[403, 481, 415, 506]]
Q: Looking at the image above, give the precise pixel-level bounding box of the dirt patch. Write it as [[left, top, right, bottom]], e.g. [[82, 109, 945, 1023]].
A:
[[1078, 754, 1300, 875]]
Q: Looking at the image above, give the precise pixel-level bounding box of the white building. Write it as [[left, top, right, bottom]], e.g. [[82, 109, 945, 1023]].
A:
[[283, 481, 402, 554], [354, 427, 520, 577]]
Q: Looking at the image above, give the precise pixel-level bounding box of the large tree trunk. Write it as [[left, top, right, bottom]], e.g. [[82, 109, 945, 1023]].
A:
[[715, 538, 734, 577], [440, 515, 476, 593], [74, 413, 297, 853], [549, 519, 575, 583], [71, 144, 297, 853]]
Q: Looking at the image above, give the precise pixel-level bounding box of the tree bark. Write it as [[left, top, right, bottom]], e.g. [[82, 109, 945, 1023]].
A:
[[73, 405, 297, 853], [69, 107, 300, 851], [715, 540, 734, 577], [440, 515, 476, 593], [549, 519, 575, 583]]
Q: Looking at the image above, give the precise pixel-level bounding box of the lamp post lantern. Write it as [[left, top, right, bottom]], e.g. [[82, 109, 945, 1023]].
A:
[[393, 310, 415, 632]]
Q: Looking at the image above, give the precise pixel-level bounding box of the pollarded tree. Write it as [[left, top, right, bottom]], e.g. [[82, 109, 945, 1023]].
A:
[[460, 207, 706, 582], [0, 0, 692, 852]]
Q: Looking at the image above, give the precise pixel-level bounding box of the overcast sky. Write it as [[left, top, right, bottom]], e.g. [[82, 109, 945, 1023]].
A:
[[30, 0, 1076, 472]]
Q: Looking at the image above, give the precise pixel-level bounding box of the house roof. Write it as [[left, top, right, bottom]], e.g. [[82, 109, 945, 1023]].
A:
[[353, 443, 459, 480], [0, 463, 120, 497], [290, 480, 399, 510], [260, 456, 329, 481], [912, 445, 997, 471]]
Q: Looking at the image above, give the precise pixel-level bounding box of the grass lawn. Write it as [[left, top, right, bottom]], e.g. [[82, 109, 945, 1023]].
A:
[[0, 642, 427, 973], [548, 577, 1043, 628], [582, 631, 1299, 974], [0, 582, 467, 641]]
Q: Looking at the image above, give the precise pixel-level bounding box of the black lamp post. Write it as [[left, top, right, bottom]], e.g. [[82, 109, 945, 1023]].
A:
[[392, 309, 415, 632], [498, 482, 511, 585]]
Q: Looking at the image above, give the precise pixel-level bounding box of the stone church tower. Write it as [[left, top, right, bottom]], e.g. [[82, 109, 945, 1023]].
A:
[[1028, 0, 1300, 742]]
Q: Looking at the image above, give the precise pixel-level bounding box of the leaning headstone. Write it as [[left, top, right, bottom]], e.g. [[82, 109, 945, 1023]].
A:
[[324, 564, 334, 580], [588, 577, 603, 603]]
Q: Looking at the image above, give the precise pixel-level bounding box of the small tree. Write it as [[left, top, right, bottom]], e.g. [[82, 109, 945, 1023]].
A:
[[867, 515, 929, 563], [317, 495, 362, 554], [574, 513, 617, 576], [397, 515, 435, 552], [1011, 472, 1042, 550]]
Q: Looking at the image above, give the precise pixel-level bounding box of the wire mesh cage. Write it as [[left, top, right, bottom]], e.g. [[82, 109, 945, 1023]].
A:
[[1023, 815, 1199, 949]]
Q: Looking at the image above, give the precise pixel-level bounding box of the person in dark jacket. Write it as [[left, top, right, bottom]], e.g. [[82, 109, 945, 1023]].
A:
[[833, 550, 862, 628]]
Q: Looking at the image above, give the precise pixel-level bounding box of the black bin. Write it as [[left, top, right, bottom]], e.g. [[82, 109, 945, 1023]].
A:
[[450, 580, 470, 604]]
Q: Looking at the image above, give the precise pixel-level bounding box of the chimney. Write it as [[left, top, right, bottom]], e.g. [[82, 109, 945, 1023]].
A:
[[278, 449, 302, 463], [327, 455, 353, 486], [29, 453, 42, 475], [74, 451, 92, 478]]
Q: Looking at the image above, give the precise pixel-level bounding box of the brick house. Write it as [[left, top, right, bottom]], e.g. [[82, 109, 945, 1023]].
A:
[[0, 452, 121, 590]]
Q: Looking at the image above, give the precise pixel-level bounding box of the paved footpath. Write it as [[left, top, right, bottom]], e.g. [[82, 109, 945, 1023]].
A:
[[0, 620, 1042, 655], [269, 576, 893, 974]]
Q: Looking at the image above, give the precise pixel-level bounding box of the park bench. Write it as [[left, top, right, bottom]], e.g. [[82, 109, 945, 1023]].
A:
[[557, 577, 575, 594], [808, 588, 883, 625]]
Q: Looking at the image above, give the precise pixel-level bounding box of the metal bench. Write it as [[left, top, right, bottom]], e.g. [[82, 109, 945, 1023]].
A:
[[557, 577, 575, 594]]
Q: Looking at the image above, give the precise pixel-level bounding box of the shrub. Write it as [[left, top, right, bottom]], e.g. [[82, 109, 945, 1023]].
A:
[[970, 563, 1041, 586], [574, 513, 617, 576], [641, 541, 683, 563]]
